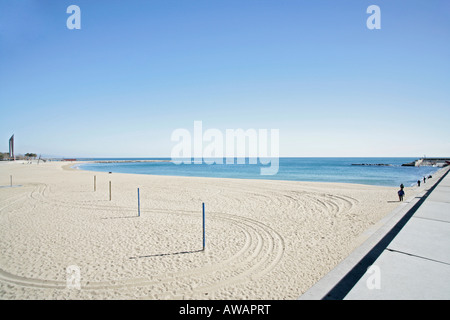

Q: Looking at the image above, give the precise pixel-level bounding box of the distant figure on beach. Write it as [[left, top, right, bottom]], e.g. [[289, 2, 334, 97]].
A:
[[417, 180, 421, 187], [423, 176, 426, 183], [400, 183, 404, 190], [398, 189, 405, 201]]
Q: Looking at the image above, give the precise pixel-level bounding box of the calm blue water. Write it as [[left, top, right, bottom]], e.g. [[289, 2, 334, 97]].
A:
[[76, 158, 441, 187]]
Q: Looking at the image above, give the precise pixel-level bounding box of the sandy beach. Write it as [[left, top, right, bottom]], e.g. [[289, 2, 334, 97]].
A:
[[0, 161, 442, 300]]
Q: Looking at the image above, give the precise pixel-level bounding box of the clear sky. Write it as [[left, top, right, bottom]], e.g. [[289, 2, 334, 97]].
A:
[[1, 0, 449, 158]]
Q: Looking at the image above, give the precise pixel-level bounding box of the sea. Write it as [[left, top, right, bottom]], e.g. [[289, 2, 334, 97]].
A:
[[74, 157, 442, 187]]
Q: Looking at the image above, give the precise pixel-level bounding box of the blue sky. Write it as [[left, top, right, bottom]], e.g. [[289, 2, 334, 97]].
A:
[[1, 0, 449, 157]]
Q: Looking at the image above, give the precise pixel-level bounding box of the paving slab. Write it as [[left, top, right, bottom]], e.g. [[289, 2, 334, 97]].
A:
[[413, 201, 450, 222], [427, 189, 450, 203], [386, 217, 450, 265]]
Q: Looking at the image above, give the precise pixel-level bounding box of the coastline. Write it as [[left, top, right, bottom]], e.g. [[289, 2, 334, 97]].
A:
[[0, 161, 444, 299], [70, 160, 412, 189], [90, 159, 172, 163], [72, 157, 441, 188]]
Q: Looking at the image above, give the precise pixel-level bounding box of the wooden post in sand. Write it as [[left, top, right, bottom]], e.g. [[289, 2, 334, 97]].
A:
[[10, 175, 12, 187], [137, 188, 140, 217], [202, 202, 206, 251], [94, 176, 96, 191], [109, 181, 111, 201]]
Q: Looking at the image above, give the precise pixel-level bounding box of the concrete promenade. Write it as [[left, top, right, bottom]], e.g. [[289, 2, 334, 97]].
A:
[[300, 167, 450, 300]]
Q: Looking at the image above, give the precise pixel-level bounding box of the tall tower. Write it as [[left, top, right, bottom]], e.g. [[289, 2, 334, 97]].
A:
[[9, 134, 14, 160]]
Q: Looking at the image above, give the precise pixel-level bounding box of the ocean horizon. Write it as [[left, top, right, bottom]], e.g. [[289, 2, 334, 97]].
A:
[[74, 157, 442, 187]]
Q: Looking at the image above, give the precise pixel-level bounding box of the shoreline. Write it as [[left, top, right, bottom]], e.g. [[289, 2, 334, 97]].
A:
[[0, 161, 445, 299], [68, 161, 397, 189], [91, 159, 172, 163], [71, 160, 441, 189]]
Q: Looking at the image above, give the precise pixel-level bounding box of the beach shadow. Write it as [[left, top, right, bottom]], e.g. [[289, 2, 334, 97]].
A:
[[387, 201, 400, 203], [102, 215, 138, 220], [129, 249, 204, 260]]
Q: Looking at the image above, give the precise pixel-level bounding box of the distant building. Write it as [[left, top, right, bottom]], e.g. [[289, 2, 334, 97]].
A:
[[9, 134, 14, 160]]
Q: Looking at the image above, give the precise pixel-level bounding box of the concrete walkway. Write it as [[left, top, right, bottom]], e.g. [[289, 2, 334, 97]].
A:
[[300, 167, 450, 300]]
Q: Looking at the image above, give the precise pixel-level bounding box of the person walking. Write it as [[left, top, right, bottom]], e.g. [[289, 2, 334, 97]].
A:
[[417, 180, 421, 187], [398, 188, 405, 201]]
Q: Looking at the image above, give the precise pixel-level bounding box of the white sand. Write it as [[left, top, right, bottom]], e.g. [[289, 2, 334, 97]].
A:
[[0, 161, 440, 300]]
